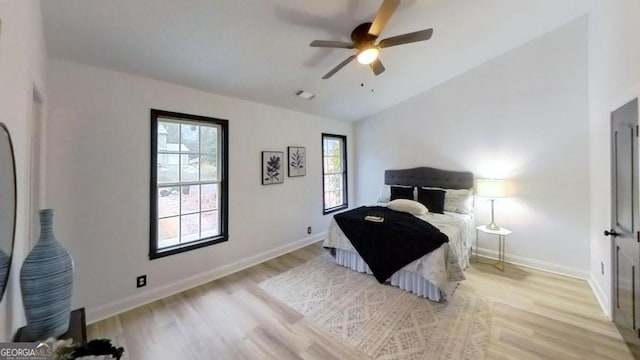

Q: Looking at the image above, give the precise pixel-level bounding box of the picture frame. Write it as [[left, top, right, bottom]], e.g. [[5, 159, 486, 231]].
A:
[[262, 151, 284, 185], [287, 146, 306, 177]]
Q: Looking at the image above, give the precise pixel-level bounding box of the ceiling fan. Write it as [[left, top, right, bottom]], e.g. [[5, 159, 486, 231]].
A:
[[309, 0, 433, 79]]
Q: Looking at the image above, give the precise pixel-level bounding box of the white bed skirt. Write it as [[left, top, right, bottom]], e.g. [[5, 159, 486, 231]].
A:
[[335, 248, 454, 302]]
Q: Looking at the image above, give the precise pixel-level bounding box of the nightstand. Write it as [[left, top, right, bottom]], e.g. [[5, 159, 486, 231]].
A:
[[14, 308, 87, 343], [475, 225, 512, 271]]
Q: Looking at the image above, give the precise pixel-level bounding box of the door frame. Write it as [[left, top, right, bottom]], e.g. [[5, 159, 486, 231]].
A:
[[609, 83, 640, 319]]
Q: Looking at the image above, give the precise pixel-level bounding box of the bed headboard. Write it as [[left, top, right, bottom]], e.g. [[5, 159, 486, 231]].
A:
[[384, 167, 474, 189]]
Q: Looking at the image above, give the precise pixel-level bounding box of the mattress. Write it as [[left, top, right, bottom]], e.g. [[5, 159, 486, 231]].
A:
[[323, 210, 474, 300]]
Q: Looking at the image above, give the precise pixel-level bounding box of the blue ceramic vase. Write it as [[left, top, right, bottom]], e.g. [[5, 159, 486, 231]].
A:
[[20, 209, 74, 340]]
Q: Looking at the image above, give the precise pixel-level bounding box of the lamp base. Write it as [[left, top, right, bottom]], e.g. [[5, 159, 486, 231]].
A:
[[486, 222, 501, 231], [486, 199, 501, 230]]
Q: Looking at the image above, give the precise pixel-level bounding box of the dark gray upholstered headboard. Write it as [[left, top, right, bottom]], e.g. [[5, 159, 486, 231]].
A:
[[384, 167, 474, 189]]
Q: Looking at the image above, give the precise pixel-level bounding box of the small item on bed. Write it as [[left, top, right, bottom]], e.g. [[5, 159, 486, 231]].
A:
[[386, 199, 428, 215], [364, 215, 384, 222], [417, 188, 446, 214], [390, 185, 414, 201], [365, 210, 385, 222]]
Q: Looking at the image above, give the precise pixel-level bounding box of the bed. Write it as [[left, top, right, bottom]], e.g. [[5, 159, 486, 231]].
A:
[[322, 167, 475, 302]]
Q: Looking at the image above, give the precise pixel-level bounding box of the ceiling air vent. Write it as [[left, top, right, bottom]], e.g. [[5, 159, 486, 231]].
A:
[[295, 90, 316, 100]]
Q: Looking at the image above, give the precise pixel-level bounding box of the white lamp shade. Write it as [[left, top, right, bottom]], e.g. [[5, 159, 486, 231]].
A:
[[476, 179, 507, 198]]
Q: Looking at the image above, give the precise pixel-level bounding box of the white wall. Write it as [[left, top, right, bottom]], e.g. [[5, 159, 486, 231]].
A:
[[45, 59, 353, 322], [0, 0, 48, 341], [355, 17, 589, 275], [588, 0, 640, 316]]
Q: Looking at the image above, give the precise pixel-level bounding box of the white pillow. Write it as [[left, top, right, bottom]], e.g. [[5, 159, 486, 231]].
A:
[[386, 199, 428, 215], [376, 185, 391, 203], [444, 189, 473, 214], [422, 187, 473, 214]]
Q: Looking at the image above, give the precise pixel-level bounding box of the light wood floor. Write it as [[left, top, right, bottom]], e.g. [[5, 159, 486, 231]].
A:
[[89, 243, 634, 359]]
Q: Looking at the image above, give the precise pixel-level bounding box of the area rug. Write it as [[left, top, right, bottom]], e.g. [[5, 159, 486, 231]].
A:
[[259, 254, 493, 360]]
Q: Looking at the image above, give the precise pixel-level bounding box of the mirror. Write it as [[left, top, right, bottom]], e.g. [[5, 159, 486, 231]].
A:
[[0, 122, 16, 301]]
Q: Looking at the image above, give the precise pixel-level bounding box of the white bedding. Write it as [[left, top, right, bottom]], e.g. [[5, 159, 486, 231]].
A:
[[323, 210, 474, 299]]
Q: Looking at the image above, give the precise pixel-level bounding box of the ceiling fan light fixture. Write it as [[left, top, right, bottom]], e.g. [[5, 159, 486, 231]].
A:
[[356, 47, 380, 65]]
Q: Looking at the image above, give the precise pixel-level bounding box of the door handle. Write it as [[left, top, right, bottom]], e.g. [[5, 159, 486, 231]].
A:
[[604, 229, 619, 237]]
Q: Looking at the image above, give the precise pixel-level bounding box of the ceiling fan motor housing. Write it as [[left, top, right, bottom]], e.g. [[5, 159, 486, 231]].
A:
[[351, 23, 378, 49]]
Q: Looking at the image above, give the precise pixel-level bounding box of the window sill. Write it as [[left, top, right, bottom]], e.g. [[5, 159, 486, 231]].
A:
[[323, 204, 348, 215], [149, 235, 228, 260]]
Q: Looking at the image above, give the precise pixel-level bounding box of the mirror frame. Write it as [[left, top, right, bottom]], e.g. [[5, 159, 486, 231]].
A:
[[0, 122, 17, 301]]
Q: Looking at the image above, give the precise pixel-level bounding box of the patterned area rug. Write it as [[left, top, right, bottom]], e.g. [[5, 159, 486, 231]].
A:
[[260, 254, 492, 360]]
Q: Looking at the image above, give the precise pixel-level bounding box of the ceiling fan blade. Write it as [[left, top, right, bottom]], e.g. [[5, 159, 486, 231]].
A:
[[310, 40, 355, 49], [368, 0, 401, 37], [322, 55, 356, 79], [379, 29, 433, 48], [370, 58, 385, 76]]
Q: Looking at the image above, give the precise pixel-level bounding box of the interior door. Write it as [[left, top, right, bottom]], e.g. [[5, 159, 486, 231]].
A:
[[611, 97, 640, 358]]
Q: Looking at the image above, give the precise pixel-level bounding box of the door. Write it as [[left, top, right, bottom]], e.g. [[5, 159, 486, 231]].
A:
[[611, 97, 640, 358]]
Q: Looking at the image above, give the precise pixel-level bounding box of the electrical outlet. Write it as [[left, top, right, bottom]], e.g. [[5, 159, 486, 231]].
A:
[[137, 275, 147, 288], [307, 226, 312, 234], [601, 262, 604, 275]]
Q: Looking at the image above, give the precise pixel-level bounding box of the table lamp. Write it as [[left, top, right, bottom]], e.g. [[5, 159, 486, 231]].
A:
[[476, 179, 508, 230]]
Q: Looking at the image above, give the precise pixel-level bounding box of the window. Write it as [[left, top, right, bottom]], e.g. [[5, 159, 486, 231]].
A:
[[150, 109, 228, 259], [322, 133, 348, 214]]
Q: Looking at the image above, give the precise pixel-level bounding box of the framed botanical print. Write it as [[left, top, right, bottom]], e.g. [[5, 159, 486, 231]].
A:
[[262, 151, 284, 184], [288, 146, 306, 177]]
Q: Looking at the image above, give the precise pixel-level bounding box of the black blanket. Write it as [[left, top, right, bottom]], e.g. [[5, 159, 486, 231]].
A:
[[334, 206, 448, 283]]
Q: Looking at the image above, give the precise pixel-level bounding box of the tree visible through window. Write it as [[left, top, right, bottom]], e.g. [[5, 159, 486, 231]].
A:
[[322, 133, 348, 214], [150, 109, 228, 259]]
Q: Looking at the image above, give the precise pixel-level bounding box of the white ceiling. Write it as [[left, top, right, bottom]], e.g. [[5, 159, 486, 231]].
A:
[[41, 0, 590, 121]]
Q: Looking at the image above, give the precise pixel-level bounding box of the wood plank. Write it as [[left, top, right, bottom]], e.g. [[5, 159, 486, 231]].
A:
[[88, 242, 634, 359]]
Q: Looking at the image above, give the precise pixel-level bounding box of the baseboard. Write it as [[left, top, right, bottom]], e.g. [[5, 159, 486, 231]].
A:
[[475, 247, 589, 279], [86, 232, 327, 324], [588, 272, 611, 319]]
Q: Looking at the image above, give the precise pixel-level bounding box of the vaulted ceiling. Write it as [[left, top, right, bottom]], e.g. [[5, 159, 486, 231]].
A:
[[41, 0, 590, 121]]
